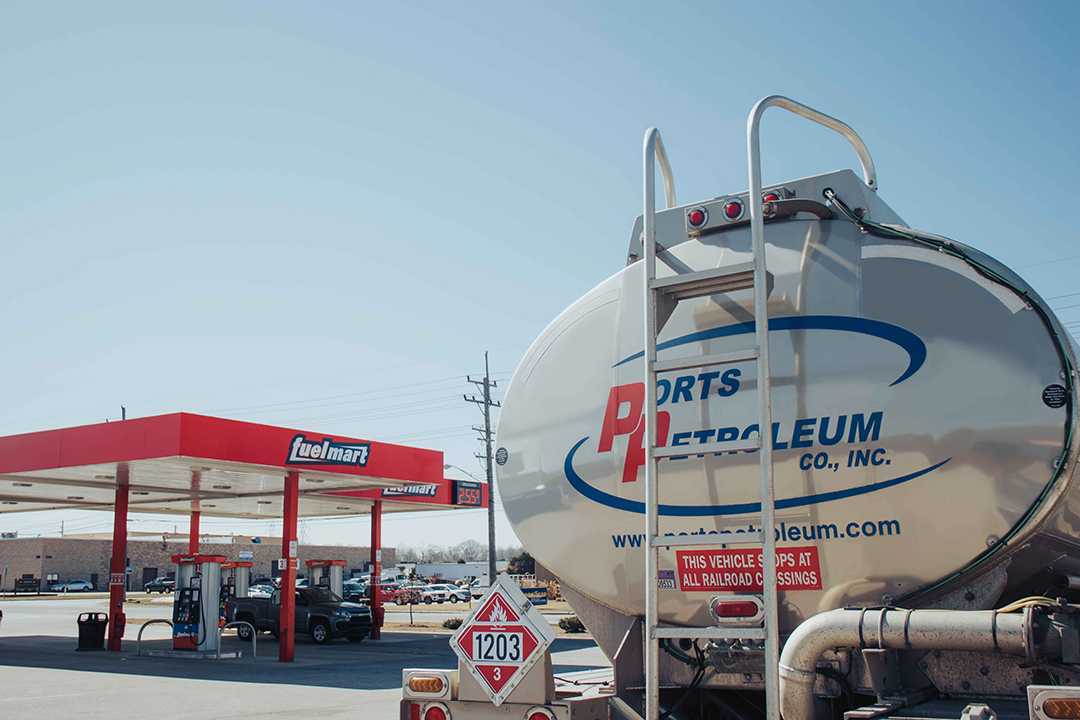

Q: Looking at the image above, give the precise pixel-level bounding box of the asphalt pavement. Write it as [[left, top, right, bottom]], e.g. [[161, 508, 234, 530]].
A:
[[0, 595, 609, 719]]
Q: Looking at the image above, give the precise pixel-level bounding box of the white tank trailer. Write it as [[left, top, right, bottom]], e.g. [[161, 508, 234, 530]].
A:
[[494, 99, 1080, 720]]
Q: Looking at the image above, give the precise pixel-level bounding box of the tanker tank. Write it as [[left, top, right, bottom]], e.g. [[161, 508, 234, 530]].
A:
[[494, 167, 1080, 642]]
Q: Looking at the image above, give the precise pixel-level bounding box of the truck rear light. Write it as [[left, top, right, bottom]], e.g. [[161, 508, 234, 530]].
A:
[[709, 594, 764, 626], [723, 200, 743, 221], [526, 707, 556, 720], [409, 676, 445, 694], [423, 702, 451, 720], [1044, 699, 1080, 719], [409, 702, 421, 720], [686, 207, 708, 229], [714, 601, 759, 617], [763, 193, 780, 203]]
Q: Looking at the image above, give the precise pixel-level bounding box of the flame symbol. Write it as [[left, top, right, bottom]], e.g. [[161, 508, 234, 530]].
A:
[[486, 601, 508, 623]]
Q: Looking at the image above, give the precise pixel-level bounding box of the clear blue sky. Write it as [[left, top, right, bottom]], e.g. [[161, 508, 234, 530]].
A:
[[2, 2, 1078, 549]]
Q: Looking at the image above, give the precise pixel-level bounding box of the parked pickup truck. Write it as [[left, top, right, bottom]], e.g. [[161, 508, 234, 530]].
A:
[[226, 587, 372, 644]]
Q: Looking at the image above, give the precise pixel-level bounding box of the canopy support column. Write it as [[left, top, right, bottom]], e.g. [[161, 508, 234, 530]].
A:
[[189, 511, 200, 554], [280, 471, 299, 662], [107, 473, 129, 651], [370, 499, 382, 640]]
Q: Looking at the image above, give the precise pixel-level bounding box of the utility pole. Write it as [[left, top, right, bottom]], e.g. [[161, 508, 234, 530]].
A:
[[465, 351, 500, 584]]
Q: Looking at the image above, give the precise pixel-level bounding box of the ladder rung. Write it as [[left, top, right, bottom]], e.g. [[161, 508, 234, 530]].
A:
[[652, 348, 757, 373], [650, 262, 755, 301], [651, 531, 762, 547], [651, 437, 761, 458], [653, 627, 766, 640]]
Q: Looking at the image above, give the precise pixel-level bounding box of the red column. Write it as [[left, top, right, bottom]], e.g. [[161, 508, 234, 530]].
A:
[[189, 511, 200, 554], [107, 474, 129, 651], [370, 500, 382, 640], [279, 471, 299, 662]]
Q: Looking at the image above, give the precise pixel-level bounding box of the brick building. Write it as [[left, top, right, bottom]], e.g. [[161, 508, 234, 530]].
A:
[[0, 536, 395, 591]]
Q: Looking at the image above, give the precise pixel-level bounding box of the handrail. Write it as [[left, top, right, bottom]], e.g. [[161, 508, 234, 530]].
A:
[[643, 128, 676, 212], [218, 621, 256, 660], [641, 126, 675, 720], [136, 619, 173, 656], [747, 95, 877, 191]]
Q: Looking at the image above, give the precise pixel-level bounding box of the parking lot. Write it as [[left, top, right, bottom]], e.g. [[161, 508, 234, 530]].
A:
[[0, 594, 609, 718]]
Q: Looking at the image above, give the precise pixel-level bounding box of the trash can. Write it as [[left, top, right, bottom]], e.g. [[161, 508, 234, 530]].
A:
[[77, 612, 108, 651]]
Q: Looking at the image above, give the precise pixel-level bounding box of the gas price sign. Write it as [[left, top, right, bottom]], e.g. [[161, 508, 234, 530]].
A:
[[453, 479, 483, 507], [449, 575, 556, 706]]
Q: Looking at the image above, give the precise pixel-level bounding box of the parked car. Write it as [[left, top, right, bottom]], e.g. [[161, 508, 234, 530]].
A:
[[419, 585, 450, 604], [427, 583, 470, 603], [144, 577, 174, 594], [468, 579, 490, 598], [394, 585, 423, 605], [248, 583, 274, 598], [344, 582, 393, 605], [227, 587, 372, 644], [51, 579, 94, 593]]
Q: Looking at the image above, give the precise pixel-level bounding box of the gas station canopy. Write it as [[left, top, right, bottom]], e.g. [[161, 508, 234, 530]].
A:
[[0, 412, 487, 518], [0, 413, 489, 660]]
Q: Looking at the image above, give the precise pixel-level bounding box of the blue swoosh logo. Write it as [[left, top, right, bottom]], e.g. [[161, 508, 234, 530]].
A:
[[563, 436, 950, 517], [614, 315, 926, 387]]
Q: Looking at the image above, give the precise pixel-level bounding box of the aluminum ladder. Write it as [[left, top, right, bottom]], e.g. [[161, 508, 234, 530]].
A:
[[641, 96, 878, 720]]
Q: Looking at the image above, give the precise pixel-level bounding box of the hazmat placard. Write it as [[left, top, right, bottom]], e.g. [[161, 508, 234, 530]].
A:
[[676, 546, 822, 592]]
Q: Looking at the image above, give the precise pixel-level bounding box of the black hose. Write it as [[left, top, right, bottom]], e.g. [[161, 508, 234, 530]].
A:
[[823, 188, 1076, 606]]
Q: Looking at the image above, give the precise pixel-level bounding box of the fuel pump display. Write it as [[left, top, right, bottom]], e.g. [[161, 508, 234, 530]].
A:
[[170, 554, 224, 652]]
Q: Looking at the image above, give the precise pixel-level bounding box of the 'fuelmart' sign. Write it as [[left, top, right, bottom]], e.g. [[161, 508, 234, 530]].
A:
[[287, 434, 370, 467]]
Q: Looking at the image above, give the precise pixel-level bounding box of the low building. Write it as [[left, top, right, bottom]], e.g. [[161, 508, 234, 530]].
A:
[[0, 536, 395, 591]]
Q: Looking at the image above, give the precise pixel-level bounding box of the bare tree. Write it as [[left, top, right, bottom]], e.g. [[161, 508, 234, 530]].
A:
[[450, 539, 486, 562], [395, 545, 421, 563], [497, 544, 524, 561]]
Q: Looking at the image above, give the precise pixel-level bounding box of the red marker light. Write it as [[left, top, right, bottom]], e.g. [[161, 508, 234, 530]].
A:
[[528, 710, 556, 720], [713, 601, 760, 618], [687, 207, 707, 228], [724, 201, 743, 220], [763, 193, 779, 203], [424, 706, 448, 720]]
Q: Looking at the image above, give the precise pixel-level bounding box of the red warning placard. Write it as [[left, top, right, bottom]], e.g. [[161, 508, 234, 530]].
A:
[[676, 546, 822, 592], [449, 579, 555, 705]]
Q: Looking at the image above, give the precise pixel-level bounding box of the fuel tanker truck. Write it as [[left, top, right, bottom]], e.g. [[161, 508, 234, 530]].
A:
[[402, 97, 1080, 720]]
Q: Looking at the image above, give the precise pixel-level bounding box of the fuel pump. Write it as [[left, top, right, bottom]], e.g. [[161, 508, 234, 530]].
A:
[[219, 561, 252, 628], [221, 561, 252, 598], [170, 554, 224, 652], [305, 560, 345, 597]]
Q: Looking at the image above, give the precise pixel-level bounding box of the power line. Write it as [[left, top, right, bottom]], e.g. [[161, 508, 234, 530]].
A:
[[1016, 254, 1080, 270]]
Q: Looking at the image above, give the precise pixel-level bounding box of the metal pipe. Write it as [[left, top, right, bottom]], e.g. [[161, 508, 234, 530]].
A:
[[747, 96, 782, 720], [642, 126, 665, 720], [748, 96, 877, 191], [218, 621, 257, 660], [778, 608, 1029, 720], [1053, 573, 1080, 590], [136, 619, 173, 656]]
